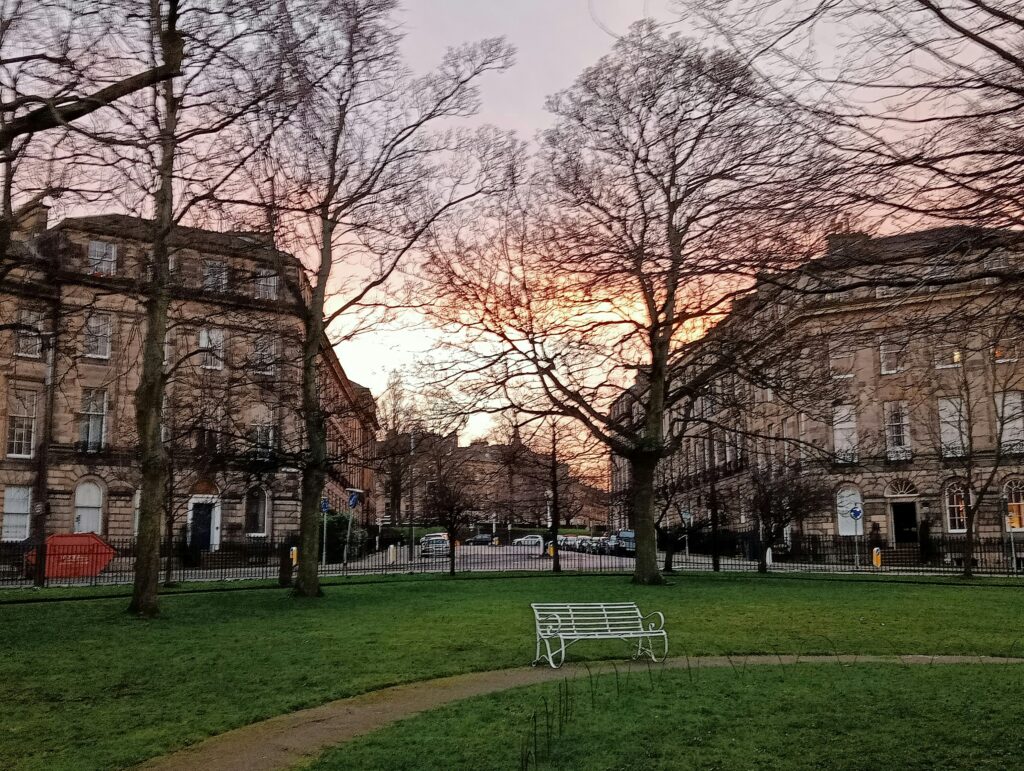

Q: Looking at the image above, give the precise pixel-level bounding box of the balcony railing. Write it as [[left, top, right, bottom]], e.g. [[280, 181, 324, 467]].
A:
[[886, 446, 913, 462]]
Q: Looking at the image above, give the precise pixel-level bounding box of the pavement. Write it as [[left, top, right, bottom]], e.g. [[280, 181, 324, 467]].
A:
[[139, 654, 1024, 771]]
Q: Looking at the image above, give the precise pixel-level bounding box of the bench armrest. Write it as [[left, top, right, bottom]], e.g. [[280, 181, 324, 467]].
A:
[[641, 611, 665, 632], [535, 611, 564, 635]]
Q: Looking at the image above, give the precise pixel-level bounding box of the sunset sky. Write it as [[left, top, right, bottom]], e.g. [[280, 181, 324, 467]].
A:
[[334, 0, 681, 404]]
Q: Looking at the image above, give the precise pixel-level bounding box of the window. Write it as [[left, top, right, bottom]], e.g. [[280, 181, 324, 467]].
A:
[[193, 426, 220, 454], [87, 240, 117, 275], [2, 486, 31, 541], [6, 389, 36, 458], [828, 338, 854, 379], [255, 269, 278, 300], [1005, 479, 1024, 530], [832, 404, 858, 463], [879, 338, 908, 375], [938, 397, 967, 457], [984, 251, 1010, 283], [15, 309, 42, 357], [78, 389, 107, 451], [945, 483, 967, 532], [993, 338, 1019, 363], [835, 484, 863, 537], [73, 481, 103, 533], [252, 336, 276, 375], [996, 391, 1024, 453], [884, 400, 912, 460], [245, 488, 269, 535], [202, 260, 228, 292], [934, 342, 962, 369], [199, 327, 225, 370], [83, 313, 112, 359], [252, 423, 274, 455]]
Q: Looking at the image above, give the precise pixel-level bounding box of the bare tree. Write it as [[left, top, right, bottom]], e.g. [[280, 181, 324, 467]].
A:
[[418, 431, 482, 576], [0, 0, 180, 278], [424, 22, 837, 584], [742, 462, 832, 573], [685, 0, 1024, 231], [241, 0, 515, 597]]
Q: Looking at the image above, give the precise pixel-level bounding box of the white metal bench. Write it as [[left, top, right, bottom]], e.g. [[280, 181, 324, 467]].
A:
[[531, 602, 668, 669]]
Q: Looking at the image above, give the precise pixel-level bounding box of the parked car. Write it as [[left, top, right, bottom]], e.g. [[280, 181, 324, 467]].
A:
[[592, 537, 611, 555], [575, 535, 594, 552], [513, 534, 545, 551], [562, 536, 579, 551], [420, 533, 450, 559], [611, 529, 636, 556], [464, 533, 494, 546]]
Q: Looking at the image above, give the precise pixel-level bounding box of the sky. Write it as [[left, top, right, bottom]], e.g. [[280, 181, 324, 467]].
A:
[[333, 0, 682, 407]]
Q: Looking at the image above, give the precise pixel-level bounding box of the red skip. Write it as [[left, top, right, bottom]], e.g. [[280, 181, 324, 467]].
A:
[[26, 533, 117, 579]]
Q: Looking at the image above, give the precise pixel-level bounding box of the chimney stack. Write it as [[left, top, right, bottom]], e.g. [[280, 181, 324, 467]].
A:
[[15, 201, 50, 235]]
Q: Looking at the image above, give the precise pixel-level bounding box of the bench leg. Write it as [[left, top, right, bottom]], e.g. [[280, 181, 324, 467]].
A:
[[533, 636, 564, 668]]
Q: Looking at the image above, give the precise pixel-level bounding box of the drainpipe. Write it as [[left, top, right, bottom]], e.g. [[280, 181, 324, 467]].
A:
[[31, 282, 61, 586]]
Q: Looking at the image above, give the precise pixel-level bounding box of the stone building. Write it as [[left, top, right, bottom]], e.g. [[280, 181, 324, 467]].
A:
[[375, 430, 606, 531], [610, 226, 1024, 556], [0, 208, 376, 548]]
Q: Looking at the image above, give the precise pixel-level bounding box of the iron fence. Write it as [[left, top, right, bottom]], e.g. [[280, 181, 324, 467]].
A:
[[1, 528, 1022, 588]]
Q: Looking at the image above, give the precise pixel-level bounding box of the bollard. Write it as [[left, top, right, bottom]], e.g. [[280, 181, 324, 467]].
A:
[[872, 547, 882, 568], [278, 544, 293, 587]]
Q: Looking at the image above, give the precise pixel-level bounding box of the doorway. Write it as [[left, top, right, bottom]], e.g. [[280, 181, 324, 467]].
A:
[[891, 501, 919, 544], [191, 504, 214, 550], [187, 495, 221, 551]]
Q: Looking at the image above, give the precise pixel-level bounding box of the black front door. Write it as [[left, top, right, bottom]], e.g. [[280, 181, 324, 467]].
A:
[[891, 502, 918, 544], [191, 503, 214, 550]]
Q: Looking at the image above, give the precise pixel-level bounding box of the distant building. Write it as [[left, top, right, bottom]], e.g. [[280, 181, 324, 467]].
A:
[[374, 430, 606, 531], [0, 208, 376, 547]]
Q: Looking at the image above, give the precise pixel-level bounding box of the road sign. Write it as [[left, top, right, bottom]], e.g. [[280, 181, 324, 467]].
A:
[[348, 490, 361, 509], [320, 498, 330, 513], [850, 506, 863, 521]]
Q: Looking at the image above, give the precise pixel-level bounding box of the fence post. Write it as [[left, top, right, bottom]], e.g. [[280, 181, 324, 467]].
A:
[[34, 538, 47, 587]]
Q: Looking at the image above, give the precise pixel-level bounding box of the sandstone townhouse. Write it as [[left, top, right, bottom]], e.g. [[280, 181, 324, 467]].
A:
[[611, 226, 1024, 566], [0, 207, 376, 550]]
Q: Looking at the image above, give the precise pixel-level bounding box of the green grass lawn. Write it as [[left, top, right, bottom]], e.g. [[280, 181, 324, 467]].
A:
[[309, 663, 1024, 770], [2, 572, 1024, 770]]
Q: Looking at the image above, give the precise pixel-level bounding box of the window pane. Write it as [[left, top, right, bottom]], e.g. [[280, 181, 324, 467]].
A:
[[84, 313, 112, 358], [15, 309, 43, 357], [88, 240, 116, 275], [2, 486, 31, 541], [945, 485, 967, 531]]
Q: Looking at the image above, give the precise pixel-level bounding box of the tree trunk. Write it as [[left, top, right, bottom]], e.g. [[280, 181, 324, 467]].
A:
[[448, 530, 456, 576], [129, 14, 181, 616], [550, 430, 561, 573], [129, 254, 171, 615], [295, 328, 326, 597], [629, 456, 664, 585], [662, 536, 675, 573]]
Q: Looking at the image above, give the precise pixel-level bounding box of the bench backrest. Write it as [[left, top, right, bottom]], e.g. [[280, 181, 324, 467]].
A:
[[531, 602, 643, 635]]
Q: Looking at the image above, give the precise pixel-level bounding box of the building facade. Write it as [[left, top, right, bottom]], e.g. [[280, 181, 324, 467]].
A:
[[1, 209, 376, 549], [611, 227, 1024, 557], [375, 431, 606, 531]]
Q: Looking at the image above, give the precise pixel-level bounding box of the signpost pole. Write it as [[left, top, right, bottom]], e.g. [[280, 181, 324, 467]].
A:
[[850, 506, 863, 568]]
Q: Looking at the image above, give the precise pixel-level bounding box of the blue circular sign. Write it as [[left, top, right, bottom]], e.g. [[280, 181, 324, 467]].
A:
[[850, 506, 863, 521]]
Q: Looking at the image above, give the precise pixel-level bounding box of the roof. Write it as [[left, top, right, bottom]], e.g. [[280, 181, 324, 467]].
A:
[[54, 214, 284, 261]]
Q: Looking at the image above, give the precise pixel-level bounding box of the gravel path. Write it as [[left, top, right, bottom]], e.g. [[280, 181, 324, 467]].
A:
[[139, 654, 1024, 771]]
